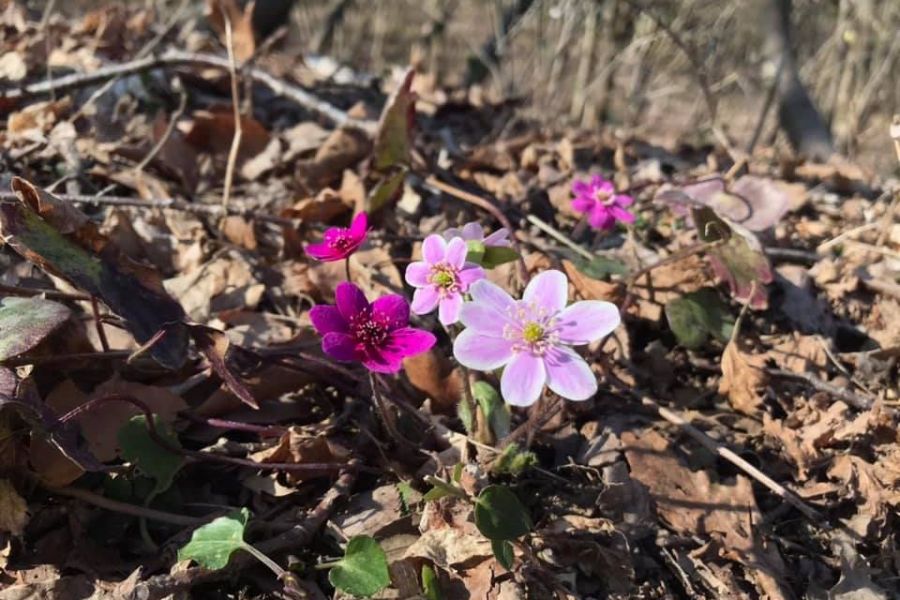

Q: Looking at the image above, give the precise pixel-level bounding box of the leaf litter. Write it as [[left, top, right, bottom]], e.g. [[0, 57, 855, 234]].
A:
[[0, 3, 897, 600]]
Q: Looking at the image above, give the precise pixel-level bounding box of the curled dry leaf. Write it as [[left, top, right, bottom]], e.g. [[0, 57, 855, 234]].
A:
[[719, 338, 768, 415], [250, 427, 350, 483], [402, 348, 463, 415], [205, 0, 256, 62]]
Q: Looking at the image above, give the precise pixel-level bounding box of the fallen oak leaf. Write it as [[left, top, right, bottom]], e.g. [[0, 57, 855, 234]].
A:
[[3, 178, 189, 369], [190, 325, 259, 409]]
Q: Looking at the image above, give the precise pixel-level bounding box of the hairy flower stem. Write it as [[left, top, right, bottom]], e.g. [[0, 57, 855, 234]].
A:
[[344, 256, 352, 281], [443, 323, 481, 441]]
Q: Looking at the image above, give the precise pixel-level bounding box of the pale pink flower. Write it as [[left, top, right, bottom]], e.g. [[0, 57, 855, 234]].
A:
[[405, 234, 485, 325], [453, 270, 620, 406], [442, 222, 511, 247]]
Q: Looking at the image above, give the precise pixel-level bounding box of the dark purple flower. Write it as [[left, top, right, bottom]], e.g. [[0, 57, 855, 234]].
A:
[[571, 175, 635, 230], [305, 212, 368, 262], [309, 282, 436, 373]]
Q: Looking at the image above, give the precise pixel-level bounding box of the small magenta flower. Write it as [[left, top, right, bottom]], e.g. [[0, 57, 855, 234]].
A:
[[571, 175, 635, 230], [305, 212, 368, 262], [453, 270, 620, 406], [443, 222, 511, 247], [310, 282, 435, 373], [405, 234, 485, 325]]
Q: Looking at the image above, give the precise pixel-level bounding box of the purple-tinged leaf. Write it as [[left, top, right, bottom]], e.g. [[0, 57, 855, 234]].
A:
[[693, 207, 773, 309], [0, 296, 70, 361], [657, 176, 790, 232], [373, 67, 415, 172]]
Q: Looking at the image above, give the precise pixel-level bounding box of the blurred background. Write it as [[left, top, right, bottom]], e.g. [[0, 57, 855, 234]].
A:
[[30, 0, 900, 173]]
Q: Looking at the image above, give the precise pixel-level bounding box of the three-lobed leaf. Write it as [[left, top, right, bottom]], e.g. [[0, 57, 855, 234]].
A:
[[491, 539, 515, 570], [117, 415, 185, 494], [178, 508, 249, 570], [665, 288, 734, 349], [474, 485, 531, 541], [328, 535, 391, 598]]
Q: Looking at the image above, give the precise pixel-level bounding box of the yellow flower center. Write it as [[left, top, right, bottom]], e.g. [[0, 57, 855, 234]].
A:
[[522, 322, 544, 344], [433, 271, 454, 288]]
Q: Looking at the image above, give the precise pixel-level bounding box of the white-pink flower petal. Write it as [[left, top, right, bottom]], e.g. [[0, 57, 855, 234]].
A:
[[544, 346, 597, 401], [523, 270, 568, 313], [555, 301, 621, 345], [454, 329, 514, 371], [469, 279, 516, 313], [422, 234, 446, 264], [501, 353, 546, 407]]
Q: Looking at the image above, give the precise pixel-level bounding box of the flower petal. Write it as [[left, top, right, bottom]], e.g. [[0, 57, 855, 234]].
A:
[[422, 234, 446, 264], [555, 301, 621, 345], [305, 242, 340, 261], [588, 206, 615, 230], [453, 328, 514, 370], [458, 302, 511, 337], [349, 212, 368, 238], [469, 279, 515, 314], [461, 222, 484, 241], [405, 261, 430, 287], [571, 180, 594, 196], [321, 332, 359, 362], [571, 197, 596, 213], [610, 205, 635, 224], [501, 352, 546, 407], [443, 227, 462, 241], [335, 282, 369, 319], [410, 287, 440, 315], [438, 293, 463, 325], [458, 265, 485, 286], [483, 228, 510, 247], [388, 327, 436, 357], [544, 346, 597, 401], [361, 347, 403, 373], [372, 294, 410, 328], [445, 237, 468, 269], [309, 305, 347, 335], [614, 194, 634, 207], [523, 270, 568, 313]]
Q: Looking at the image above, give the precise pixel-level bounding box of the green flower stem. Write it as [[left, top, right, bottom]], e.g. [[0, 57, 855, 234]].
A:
[[442, 323, 478, 437], [344, 257, 352, 281]]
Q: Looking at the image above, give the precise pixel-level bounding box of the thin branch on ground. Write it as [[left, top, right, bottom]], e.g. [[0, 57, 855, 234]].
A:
[[221, 13, 243, 209], [0, 191, 298, 226], [2, 49, 376, 134], [768, 369, 879, 412]]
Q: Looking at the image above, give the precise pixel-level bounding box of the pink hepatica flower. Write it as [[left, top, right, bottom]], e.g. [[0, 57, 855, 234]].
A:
[[305, 212, 368, 262], [453, 270, 620, 406], [405, 234, 485, 325], [571, 175, 635, 230], [443, 222, 511, 247], [310, 282, 435, 373]]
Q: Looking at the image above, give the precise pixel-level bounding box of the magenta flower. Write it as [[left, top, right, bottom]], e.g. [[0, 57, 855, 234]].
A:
[[405, 234, 485, 325], [571, 175, 635, 230], [453, 270, 620, 406], [309, 282, 435, 373], [305, 212, 368, 262], [443, 222, 511, 247]]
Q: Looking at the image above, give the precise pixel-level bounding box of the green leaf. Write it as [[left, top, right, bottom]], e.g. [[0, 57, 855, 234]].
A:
[[472, 381, 510, 439], [117, 415, 184, 494], [491, 539, 515, 570], [365, 167, 406, 213], [474, 485, 531, 540], [457, 395, 474, 435], [451, 463, 463, 483], [396, 481, 415, 515], [423, 475, 466, 503], [178, 509, 249, 570], [491, 443, 538, 476], [373, 68, 415, 171], [328, 535, 391, 598], [421, 563, 442, 600], [570, 253, 629, 279], [465, 240, 486, 266], [664, 288, 734, 350], [0, 296, 70, 361], [480, 246, 519, 269]]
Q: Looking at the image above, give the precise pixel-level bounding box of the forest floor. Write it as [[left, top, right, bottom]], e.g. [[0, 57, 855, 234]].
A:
[[0, 3, 898, 600]]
